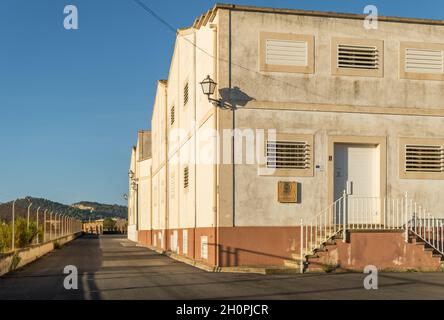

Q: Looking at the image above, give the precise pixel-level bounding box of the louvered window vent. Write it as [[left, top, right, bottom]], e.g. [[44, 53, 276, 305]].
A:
[[405, 48, 444, 74], [170, 105, 175, 125], [184, 83, 189, 106], [183, 166, 189, 189], [265, 39, 308, 66], [405, 144, 444, 173], [266, 141, 310, 169], [170, 175, 175, 199], [337, 44, 379, 69]]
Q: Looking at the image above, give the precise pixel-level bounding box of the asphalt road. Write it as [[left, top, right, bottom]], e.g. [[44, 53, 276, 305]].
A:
[[0, 234, 443, 300]]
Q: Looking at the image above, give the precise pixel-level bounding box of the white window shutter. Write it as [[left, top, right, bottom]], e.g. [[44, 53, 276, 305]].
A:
[[405, 48, 444, 74], [265, 39, 308, 66]]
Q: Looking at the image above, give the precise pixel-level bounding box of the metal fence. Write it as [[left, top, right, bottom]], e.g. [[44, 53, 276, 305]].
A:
[[300, 192, 444, 272], [0, 200, 83, 254]]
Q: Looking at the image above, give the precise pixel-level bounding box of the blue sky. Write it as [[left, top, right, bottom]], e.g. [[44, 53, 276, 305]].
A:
[[0, 0, 443, 206]]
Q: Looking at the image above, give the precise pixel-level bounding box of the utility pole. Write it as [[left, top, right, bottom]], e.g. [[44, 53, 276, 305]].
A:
[[12, 200, 16, 251], [36, 207, 41, 244]]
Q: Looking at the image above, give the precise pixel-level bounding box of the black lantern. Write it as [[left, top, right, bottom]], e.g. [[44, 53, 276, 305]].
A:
[[200, 75, 217, 96]]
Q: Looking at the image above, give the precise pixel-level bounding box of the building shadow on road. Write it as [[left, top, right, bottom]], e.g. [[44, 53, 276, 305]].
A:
[[78, 234, 103, 300]]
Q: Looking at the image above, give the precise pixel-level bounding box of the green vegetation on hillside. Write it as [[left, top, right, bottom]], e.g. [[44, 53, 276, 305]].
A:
[[0, 197, 127, 222], [72, 201, 127, 218]]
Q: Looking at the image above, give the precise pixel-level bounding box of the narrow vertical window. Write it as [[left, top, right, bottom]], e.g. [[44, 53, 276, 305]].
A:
[[183, 82, 189, 106], [170, 105, 175, 125], [183, 166, 189, 189]]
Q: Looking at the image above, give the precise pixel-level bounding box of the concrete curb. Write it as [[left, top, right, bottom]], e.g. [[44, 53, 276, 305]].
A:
[[0, 232, 83, 277], [136, 244, 303, 274]]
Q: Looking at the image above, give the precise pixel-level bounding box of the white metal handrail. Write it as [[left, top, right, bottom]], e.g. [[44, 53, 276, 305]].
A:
[[300, 192, 444, 273]]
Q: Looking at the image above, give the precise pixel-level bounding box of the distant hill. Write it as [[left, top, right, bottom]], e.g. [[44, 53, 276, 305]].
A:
[[71, 201, 127, 218], [0, 197, 127, 222]]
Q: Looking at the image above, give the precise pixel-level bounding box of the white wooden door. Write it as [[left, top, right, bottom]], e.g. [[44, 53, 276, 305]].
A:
[[334, 143, 379, 224]]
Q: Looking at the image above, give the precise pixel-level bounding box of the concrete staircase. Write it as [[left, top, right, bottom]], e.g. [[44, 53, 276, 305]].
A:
[[408, 234, 444, 262], [303, 231, 444, 273], [304, 233, 344, 273]]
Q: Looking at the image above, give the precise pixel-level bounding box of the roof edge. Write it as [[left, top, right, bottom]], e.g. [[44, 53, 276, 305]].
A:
[[211, 3, 444, 26]]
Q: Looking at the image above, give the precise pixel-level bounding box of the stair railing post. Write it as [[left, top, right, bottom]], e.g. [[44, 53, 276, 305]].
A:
[[343, 190, 347, 243], [404, 192, 409, 242], [300, 218, 304, 274], [440, 221, 444, 253]]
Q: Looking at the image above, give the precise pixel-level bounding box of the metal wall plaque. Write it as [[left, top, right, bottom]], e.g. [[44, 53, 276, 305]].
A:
[[278, 181, 297, 203]]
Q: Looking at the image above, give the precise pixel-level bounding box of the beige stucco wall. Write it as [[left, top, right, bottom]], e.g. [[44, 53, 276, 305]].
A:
[[230, 10, 444, 110], [152, 82, 167, 175], [150, 81, 167, 233], [128, 147, 137, 227], [137, 158, 152, 230], [222, 9, 444, 226], [139, 6, 444, 234], [164, 22, 218, 231], [151, 166, 166, 230], [235, 110, 444, 226]]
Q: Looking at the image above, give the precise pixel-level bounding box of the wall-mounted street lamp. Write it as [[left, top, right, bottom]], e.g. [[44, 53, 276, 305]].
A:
[[200, 75, 233, 109]]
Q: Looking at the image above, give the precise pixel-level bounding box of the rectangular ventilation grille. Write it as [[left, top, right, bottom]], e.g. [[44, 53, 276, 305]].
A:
[[170, 175, 175, 199], [183, 166, 189, 188], [265, 39, 307, 66], [405, 48, 444, 74], [170, 106, 175, 125], [184, 83, 189, 106], [266, 141, 310, 169], [405, 145, 444, 172], [337, 44, 379, 69]]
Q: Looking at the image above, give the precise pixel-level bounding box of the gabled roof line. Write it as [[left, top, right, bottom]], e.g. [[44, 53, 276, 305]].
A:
[[189, 3, 444, 29]]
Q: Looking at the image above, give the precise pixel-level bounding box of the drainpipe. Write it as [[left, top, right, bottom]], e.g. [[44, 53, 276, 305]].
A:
[[165, 73, 169, 252], [229, 9, 234, 228], [210, 22, 219, 268], [193, 30, 198, 260], [150, 164, 153, 246]]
